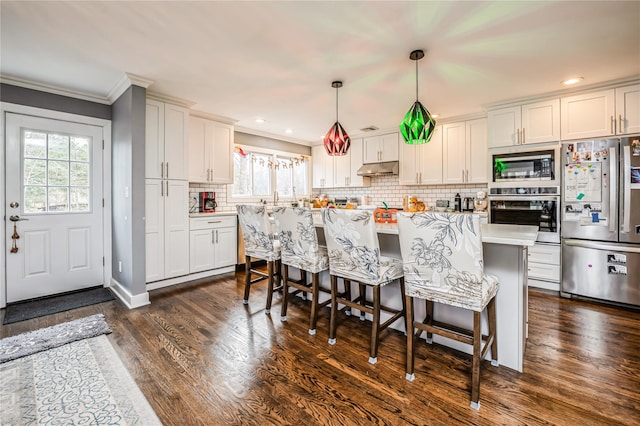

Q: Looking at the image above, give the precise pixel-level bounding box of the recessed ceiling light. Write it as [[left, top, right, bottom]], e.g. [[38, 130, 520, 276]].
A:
[[255, 118, 265, 123], [432, 114, 440, 118], [285, 129, 293, 134], [563, 77, 584, 86]]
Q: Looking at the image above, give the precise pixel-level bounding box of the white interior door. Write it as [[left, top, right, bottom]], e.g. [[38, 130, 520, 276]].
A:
[[5, 113, 104, 303]]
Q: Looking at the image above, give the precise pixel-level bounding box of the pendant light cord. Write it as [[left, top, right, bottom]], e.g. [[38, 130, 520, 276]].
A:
[[336, 86, 339, 122], [415, 58, 419, 102]]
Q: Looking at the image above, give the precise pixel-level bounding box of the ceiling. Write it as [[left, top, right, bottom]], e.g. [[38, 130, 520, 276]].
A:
[[1, 1, 639, 145]]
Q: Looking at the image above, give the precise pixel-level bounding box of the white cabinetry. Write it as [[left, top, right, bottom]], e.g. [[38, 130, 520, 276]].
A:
[[559, 85, 639, 140], [145, 99, 190, 283], [443, 118, 488, 184], [145, 180, 190, 282], [311, 145, 335, 188], [527, 243, 560, 291], [363, 133, 399, 163], [399, 126, 443, 185], [333, 138, 370, 188], [189, 216, 237, 273], [188, 115, 234, 184], [488, 99, 560, 148]]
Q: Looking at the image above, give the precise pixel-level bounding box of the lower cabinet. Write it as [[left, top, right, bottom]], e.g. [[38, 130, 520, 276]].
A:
[[527, 243, 560, 291], [189, 216, 237, 273]]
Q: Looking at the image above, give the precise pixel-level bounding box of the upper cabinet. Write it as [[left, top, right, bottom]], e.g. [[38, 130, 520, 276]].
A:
[[399, 126, 443, 185], [488, 99, 560, 148], [188, 116, 234, 184], [145, 99, 189, 180], [311, 145, 335, 188], [363, 132, 399, 163], [334, 138, 370, 188], [561, 85, 639, 140], [443, 118, 488, 184]]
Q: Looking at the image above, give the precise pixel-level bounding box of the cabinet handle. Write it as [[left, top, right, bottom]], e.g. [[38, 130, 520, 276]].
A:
[[216, 230, 219, 244], [208, 221, 222, 224], [161, 180, 164, 197], [212, 230, 215, 244], [420, 172, 422, 183], [516, 129, 520, 144], [619, 114, 623, 134], [611, 116, 615, 134], [166, 163, 169, 179], [466, 169, 469, 182], [461, 170, 465, 182], [522, 128, 526, 144], [161, 162, 164, 179], [166, 181, 169, 196], [416, 172, 419, 183]]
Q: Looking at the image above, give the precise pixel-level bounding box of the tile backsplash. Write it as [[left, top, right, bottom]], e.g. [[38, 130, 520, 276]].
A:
[[189, 175, 487, 213]]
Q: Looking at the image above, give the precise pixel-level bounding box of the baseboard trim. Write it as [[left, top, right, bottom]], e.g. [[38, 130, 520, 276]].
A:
[[109, 278, 151, 309], [528, 278, 560, 292], [146, 266, 236, 291]]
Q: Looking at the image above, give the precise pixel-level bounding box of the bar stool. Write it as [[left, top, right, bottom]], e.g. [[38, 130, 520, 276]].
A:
[[272, 206, 331, 335], [396, 212, 499, 410], [321, 208, 405, 364], [236, 204, 282, 314]]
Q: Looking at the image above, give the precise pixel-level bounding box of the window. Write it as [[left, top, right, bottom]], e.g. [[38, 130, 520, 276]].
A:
[[231, 146, 309, 201], [22, 129, 92, 213]]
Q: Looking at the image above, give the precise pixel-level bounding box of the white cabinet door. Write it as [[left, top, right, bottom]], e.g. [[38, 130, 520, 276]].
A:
[[188, 116, 208, 182], [145, 179, 164, 282], [190, 229, 216, 273], [381, 133, 399, 162], [419, 125, 443, 184], [334, 151, 350, 187], [348, 138, 369, 187], [164, 104, 189, 180], [210, 122, 234, 183], [521, 99, 560, 144], [398, 142, 420, 185], [164, 180, 190, 279], [442, 122, 466, 184], [311, 145, 334, 188], [189, 117, 234, 184], [615, 84, 640, 135], [363, 133, 399, 163], [488, 106, 520, 148], [561, 89, 615, 140], [466, 118, 488, 183], [363, 135, 381, 163], [214, 226, 238, 268], [145, 100, 164, 179]]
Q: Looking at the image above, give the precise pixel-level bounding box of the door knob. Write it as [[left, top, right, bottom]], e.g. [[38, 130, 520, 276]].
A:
[[9, 215, 28, 222], [9, 202, 19, 208]]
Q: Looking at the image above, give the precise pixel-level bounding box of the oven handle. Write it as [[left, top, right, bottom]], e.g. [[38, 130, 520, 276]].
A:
[[488, 195, 559, 201]]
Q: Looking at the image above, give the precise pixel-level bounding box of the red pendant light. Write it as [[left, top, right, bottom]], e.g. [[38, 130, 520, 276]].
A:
[[324, 81, 351, 156]]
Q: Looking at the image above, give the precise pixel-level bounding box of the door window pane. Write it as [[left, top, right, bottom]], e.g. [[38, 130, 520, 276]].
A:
[[48, 134, 69, 160], [70, 162, 89, 186], [48, 161, 69, 186], [24, 186, 46, 213], [48, 187, 69, 211], [70, 136, 90, 161], [24, 159, 46, 185], [24, 131, 47, 158], [70, 187, 90, 212]]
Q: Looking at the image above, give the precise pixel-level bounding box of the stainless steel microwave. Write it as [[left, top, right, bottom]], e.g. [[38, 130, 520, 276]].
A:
[[492, 147, 559, 187]]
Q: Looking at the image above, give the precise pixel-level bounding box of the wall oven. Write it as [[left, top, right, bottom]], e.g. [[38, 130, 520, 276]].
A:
[[492, 147, 560, 188], [488, 187, 560, 243]]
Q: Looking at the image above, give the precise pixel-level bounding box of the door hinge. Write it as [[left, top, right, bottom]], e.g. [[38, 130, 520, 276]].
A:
[[102, 198, 105, 207], [102, 140, 105, 150], [102, 256, 105, 266]]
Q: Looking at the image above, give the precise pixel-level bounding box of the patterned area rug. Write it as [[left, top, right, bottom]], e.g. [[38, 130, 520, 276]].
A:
[[0, 315, 161, 425]]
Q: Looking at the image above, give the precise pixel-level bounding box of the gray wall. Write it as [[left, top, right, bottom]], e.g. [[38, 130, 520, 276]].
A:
[[111, 85, 147, 297], [1, 83, 111, 120], [235, 132, 311, 156]]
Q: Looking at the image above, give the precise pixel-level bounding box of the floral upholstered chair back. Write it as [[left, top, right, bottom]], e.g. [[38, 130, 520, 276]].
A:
[[322, 208, 386, 283], [397, 212, 498, 311], [272, 206, 329, 273], [236, 204, 279, 261]]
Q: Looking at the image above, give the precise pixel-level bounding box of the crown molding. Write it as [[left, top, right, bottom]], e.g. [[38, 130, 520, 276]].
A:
[[189, 109, 237, 125], [0, 74, 111, 104], [146, 90, 195, 108], [107, 72, 154, 103], [235, 126, 314, 147]]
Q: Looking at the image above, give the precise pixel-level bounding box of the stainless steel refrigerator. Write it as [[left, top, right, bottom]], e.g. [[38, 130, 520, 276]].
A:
[[561, 137, 640, 307]]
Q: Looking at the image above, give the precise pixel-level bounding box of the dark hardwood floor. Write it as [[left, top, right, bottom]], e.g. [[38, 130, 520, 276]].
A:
[[2, 271, 639, 425]]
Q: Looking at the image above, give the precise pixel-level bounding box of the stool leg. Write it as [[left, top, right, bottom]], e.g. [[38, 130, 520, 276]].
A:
[[328, 274, 338, 345], [359, 283, 366, 321], [344, 279, 352, 316], [280, 264, 289, 321], [243, 255, 252, 304], [309, 272, 320, 335], [405, 295, 415, 381], [426, 300, 434, 344], [301, 271, 308, 301], [470, 310, 482, 410], [399, 277, 407, 335], [488, 297, 498, 366], [265, 260, 274, 314], [369, 285, 380, 364]]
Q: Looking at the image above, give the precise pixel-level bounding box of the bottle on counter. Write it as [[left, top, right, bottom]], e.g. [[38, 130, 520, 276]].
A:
[[454, 193, 462, 212]]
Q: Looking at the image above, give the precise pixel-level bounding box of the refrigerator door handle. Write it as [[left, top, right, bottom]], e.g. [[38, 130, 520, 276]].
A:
[[564, 239, 640, 253], [609, 147, 617, 233], [622, 145, 631, 233]]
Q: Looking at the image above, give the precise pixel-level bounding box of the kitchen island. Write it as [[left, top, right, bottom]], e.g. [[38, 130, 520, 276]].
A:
[[309, 217, 537, 373]]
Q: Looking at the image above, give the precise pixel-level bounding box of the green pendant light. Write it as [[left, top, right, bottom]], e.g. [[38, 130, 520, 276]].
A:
[[400, 50, 436, 144]]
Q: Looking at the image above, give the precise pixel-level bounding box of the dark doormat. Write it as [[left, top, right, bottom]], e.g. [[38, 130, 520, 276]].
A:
[[2, 287, 116, 325]]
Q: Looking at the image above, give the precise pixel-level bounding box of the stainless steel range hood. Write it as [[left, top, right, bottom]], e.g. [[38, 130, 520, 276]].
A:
[[356, 161, 399, 176]]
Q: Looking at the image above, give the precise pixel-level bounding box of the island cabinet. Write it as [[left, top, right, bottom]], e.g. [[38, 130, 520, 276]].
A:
[[399, 125, 443, 185], [145, 99, 190, 283], [488, 99, 560, 149], [442, 118, 488, 184], [189, 216, 237, 273], [527, 242, 560, 291], [363, 132, 399, 163], [188, 115, 234, 184], [560, 84, 639, 140]]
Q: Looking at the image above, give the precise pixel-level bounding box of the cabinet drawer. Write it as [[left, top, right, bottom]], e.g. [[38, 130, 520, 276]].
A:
[[190, 216, 236, 230], [528, 262, 560, 282], [528, 243, 560, 265]]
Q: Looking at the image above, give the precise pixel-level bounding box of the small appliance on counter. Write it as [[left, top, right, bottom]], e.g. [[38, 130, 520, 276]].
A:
[[474, 191, 488, 212], [199, 191, 217, 213]]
